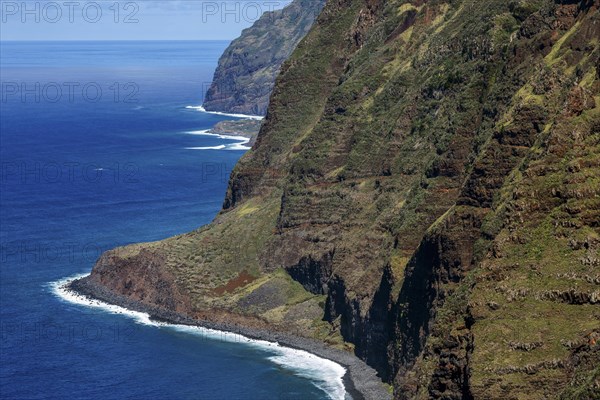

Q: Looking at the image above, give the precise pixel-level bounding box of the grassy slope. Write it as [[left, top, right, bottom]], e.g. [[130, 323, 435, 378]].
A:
[[398, 2, 600, 398], [95, 0, 599, 397]]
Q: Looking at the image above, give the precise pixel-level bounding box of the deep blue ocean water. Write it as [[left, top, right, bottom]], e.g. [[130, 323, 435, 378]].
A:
[[0, 41, 339, 400]]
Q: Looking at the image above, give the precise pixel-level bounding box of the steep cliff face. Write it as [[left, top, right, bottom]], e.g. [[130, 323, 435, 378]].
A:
[[202, 0, 326, 115], [81, 0, 599, 398]]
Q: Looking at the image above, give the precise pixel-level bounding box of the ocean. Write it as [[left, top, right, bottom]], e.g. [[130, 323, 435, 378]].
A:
[[0, 41, 344, 399]]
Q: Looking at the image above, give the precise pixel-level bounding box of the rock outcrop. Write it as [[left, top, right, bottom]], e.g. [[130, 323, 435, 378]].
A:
[[202, 0, 326, 115], [79, 0, 600, 398]]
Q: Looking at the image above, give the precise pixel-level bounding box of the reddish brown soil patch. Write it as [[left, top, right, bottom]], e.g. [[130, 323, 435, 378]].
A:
[[213, 270, 256, 296]]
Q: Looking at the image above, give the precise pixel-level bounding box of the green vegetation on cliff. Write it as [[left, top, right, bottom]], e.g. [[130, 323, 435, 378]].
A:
[[202, 0, 326, 115], [87, 0, 599, 398]]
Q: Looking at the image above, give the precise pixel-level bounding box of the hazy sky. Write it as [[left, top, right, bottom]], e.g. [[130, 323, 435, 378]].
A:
[[0, 1, 292, 40]]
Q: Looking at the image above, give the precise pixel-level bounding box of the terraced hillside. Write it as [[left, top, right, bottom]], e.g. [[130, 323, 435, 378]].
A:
[[78, 0, 599, 398]]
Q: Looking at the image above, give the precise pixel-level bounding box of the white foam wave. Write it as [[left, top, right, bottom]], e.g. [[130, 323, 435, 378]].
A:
[[49, 275, 347, 400], [184, 130, 251, 151], [184, 129, 212, 135], [49, 274, 155, 325], [226, 142, 252, 151], [267, 349, 347, 400], [185, 145, 227, 150], [185, 105, 264, 120]]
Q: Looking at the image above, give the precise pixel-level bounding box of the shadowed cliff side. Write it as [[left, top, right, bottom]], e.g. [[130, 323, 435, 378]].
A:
[[77, 0, 599, 398], [202, 0, 326, 115]]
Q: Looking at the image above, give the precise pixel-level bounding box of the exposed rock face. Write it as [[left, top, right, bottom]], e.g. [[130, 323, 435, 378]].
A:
[[202, 0, 326, 115], [87, 246, 193, 314], [82, 0, 600, 398]]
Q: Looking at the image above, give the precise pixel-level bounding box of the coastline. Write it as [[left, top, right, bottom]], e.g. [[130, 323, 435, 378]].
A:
[[185, 105, 264, 121], [63, 275, 391, 400], [184, 130, 252, 151], [185, 118, 262, 150]]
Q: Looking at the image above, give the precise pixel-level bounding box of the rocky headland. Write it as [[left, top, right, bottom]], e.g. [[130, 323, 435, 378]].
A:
[[75, 0, 600, 399], [208, 119, 262, 147], [68, 275, 391, 400], [202, 0, 326, 115]]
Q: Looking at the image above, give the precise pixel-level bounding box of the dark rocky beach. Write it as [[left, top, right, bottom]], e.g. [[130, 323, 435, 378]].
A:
[[68, 276, 392, 400]]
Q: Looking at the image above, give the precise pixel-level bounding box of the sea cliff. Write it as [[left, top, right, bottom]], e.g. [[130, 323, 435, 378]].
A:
[[202, 0, 326, 115], [76, 0, 600, 398]]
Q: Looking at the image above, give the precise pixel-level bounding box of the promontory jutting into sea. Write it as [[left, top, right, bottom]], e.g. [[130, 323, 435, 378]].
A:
[[1, 1, 599, 399]]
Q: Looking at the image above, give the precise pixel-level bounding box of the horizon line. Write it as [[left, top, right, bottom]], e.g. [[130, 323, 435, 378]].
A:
[[0, 39, 233, 42]]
